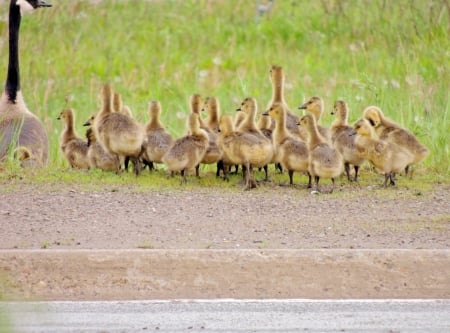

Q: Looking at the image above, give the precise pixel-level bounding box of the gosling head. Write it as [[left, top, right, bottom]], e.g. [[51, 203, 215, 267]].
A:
[[353, 118, 374, 137], [237, 97, 256, 113], [263, 103, 283, 119], [148, 100, 161, 118], [57, 108, 74, 122], [218, 115, 234, 134], [83, 113, 97, 127], [298, 113, 316, 130], [299, 96, 323, 116], [331, 100, 348, 118], [363, 106, 384, 128], [189, 94, 203, 114], [202, 96, 218, 113], [269, 65, 284, 86]]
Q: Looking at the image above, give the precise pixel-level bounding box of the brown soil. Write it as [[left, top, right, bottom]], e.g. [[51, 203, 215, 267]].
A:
[[1, 182, 449, 250]]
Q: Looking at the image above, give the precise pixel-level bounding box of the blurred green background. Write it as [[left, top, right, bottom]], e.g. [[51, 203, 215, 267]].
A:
[[0, 0, 448, 174]]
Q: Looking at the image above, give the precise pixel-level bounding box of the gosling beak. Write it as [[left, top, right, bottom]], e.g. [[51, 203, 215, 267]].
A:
[[236, 108, 242, 112], [37, 0, 52, 7], [298, 103, 307, 110], [56, 115, 61, 120], [82, 120, 91, 126], [262, 111, 269, 116], [349, 130, 357, 136], [330, 110, 335, 115]]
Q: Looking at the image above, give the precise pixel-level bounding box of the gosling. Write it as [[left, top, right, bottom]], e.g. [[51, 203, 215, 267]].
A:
[[363, 106, 429, 176], [57, 108, 89, 169], [217, 115, 273, 190], [264, 103, 310, 186], [141, 100, 174, 171], [83, 114, 120, 172], [299, 113, 343, 193], [330, 100, 365, 182], [162, 113, 209, 184], [93, 84, 146, 175], [353, 118, 414, 187]]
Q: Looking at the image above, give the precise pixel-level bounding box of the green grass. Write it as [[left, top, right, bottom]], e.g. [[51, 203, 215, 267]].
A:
[[0, 0, 449, 180]]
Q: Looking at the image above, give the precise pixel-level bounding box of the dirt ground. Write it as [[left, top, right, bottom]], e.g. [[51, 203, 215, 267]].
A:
[[1, 181, 449, 250]]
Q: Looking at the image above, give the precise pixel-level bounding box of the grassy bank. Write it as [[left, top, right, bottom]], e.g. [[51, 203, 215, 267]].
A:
[[0, 0, 448, 177]]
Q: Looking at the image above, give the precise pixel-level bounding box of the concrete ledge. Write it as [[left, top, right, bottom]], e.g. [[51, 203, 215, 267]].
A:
[[1, 249, 449, 300]]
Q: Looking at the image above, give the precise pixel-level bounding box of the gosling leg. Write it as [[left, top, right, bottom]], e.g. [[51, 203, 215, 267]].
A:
[[344, 162, 351, 182], [288, 170, 294, 185], [354, 165, 360, 182]]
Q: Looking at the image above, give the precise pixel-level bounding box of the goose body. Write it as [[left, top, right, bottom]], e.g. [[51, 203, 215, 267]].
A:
[[299, 113, 343, 192], [330, 100, 365, 182], [0, 0, 51, 165], [57, 108, 89, 169], [354, 118, 415, 187]]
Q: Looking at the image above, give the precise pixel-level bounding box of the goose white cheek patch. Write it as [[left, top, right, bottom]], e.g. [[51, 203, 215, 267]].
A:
[[16, 0, 35, 15]]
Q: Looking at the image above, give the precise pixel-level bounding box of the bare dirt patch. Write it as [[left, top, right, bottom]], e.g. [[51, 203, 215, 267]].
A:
[[1, 182, 449, 250]]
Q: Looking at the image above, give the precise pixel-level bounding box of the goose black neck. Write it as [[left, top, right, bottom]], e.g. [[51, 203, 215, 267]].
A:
[[6, 1, 21, 103]]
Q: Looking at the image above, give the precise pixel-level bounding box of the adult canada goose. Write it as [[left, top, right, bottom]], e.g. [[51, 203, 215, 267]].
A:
[[299, 113, 343, 193], [330, 100, 365, 182], [267, 65, 303, 138], [299, 96, 332, 144], [162, 112, 209, 184], [0, 0, 51, 165], [141, 100, 174, 170], [264, 103, 310, 186], [57, 108, 89, 169], [93, 84, 146, 175], [217, 115, 273, 190], [353, 118, 414, 187], [363, 105, 428, 176]]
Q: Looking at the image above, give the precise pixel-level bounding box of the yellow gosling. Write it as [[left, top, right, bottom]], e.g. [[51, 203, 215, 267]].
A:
[[363, 105, 429, 176], [354, 118, 415, 187], [57, 108, 89, 169], [142, 100, 174, 170], [264, 103, 310, 186], [299, 114, 343, 193], [330, 100, 365, 182], [162, 113, 209, 184]]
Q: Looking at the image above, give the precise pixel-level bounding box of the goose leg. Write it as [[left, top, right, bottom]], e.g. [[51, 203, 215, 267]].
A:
[[195, 164, 200, 177], [216, 160, 224, 177], [276, 163, 283, 174], [314, 176, 320, 192], [354, 165, 359, 182], [307, 172, 312, 189], [390, 173, 396, 186], [288, 170, 294, 185], [344, 162, 351, 182], [383, 173, 390, 188], [263, 164, 269, 181], [181, 169, 187, 184]]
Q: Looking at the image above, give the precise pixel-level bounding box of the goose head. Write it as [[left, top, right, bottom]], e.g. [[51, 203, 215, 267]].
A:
[[16, 0, 52, 15]]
